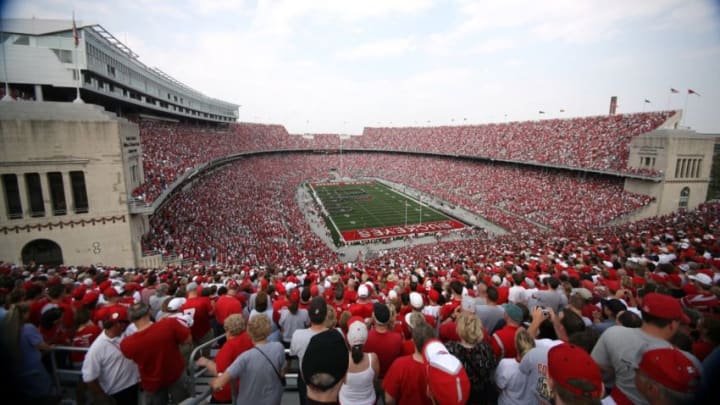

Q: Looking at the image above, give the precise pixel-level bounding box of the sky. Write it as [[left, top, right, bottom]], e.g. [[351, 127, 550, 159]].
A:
[[2, 0, 720, 134]]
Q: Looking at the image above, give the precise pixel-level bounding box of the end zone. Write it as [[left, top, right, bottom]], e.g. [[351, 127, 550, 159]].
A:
[[341, 219, 465, 242]]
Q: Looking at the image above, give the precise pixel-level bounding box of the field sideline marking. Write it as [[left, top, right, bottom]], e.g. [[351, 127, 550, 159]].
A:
[[308, 182, 346, 244]]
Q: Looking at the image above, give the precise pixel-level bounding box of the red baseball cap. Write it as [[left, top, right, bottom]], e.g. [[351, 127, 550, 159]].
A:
[[104, 306, 129, 323], [641, 293, 690, 323], [548, 343, 603, 399], [289, 289, 300, 303], [638, 348, 699, 393], [103, 286, 119, 299], [81, 291, 100, 306], [423, 339, 471, 405]]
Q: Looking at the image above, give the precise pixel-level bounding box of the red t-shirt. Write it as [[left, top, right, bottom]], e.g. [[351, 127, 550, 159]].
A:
[[401, 339, 415, 356], [40, 323, 70, 346], [181, 296, 213, 341], [349, 302, 374, 319], [71, 323, 102, 363], [333, 300, 351, 318], [491, 324, 519, 360], [212, 332, 253, 402], [497, 286, 510, 304], [30, 298, 49, 326], [120, 318, 190, 392], [439, 298, 461, 321], [215, 295, 243, 326], [58, 299, 76, 330], [272, 298, 289, 324], [439, 320, 460, 343], [364, 328, 403, 378], [382, 355, 432, 405]]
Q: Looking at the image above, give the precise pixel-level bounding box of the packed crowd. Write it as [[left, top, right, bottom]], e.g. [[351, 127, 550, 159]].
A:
[[352, 112, 674, 175], [1, 200, 719, 405], [132, 111, 672, 203], [141, 153, 655, 262]]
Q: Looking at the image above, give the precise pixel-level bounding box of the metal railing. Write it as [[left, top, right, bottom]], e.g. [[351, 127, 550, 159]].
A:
[[51, 337, 301, 404]]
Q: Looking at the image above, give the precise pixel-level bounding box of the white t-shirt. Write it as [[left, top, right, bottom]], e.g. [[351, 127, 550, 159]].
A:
[[82, 332, 139, 395], [508, 286, 527, 305], [496, 358, 533, 405]]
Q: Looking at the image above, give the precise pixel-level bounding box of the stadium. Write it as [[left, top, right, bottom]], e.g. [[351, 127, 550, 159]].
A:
[[1, 12, 719, 405]]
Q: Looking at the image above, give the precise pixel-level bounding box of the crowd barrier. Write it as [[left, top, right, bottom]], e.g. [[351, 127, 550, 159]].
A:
[[50, 337, 300, 405]]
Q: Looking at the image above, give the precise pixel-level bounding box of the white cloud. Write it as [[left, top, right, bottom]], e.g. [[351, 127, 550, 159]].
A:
[[337, 37, 415, 60], [469, 38, 516, 54]]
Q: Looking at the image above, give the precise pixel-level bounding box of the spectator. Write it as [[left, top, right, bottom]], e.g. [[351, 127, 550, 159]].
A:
[[290, 296, 329, 405], [591, 293, 697, 405], [591, 299, 627, 335], [210, 315, 286, 405], [495, 328, 536, 405], [476, 286, 506, 334], [196, 314, 253, 403], [634, 348, 701, 405], [149, 284, 169, 320], [527, 277, 566, 314], [364, 302, 403, 379], [303, 329, 349, 404], [82, 306, 140, 405], [120, 303, 192, 405], [446, 311, 498, 403], [682, 273, 718, 314], [383, 321, 435, 405], [439, 280, 464, 322], [250, 291, 280, 342], [181, 282, 214, 349], [616, 310, 642, 328], [279, 289, 310, 348], [491, 303, 523, 360], [71, 307, 102, 367], [423, 339, 471, 405], [547, 343, 604, 405], [339, 320, 378, 405], [2, 302, 57, 402], [520, 306, 589, 404]]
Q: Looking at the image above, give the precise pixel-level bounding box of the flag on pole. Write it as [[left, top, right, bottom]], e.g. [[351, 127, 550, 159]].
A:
[[688, 89, 700, 96], [670, 88, 679, 93], [72, 12, 79, 47], [644, 99, 651, 103]]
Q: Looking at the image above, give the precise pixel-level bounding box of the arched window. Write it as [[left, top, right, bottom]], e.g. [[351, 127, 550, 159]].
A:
[[679, 187, 690, 209], [21, 239, 63, 267]]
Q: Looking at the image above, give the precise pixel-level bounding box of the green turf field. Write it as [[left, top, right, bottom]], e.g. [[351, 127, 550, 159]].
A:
[[309, 180, 463, 243]]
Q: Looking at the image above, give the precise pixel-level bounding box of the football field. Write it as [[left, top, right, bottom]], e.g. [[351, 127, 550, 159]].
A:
[[309, 180, 465, 243]]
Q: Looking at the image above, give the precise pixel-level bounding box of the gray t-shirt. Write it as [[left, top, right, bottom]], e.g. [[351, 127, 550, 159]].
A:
[[475, 304, 505, 334], [290, 327, 323, 370], [591, 326, 672, 405], [279, 309, 310, 343], [518, 339, 564, 405], [226, 342, 286, 405], [527, 290, 566, 313]]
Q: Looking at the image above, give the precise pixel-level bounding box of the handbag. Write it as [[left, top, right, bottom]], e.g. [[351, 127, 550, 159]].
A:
[[254, 346, 287, 387]]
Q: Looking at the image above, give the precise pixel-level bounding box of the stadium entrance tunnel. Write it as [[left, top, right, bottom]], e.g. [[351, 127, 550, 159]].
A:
[[21, 239, 64, 267]]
